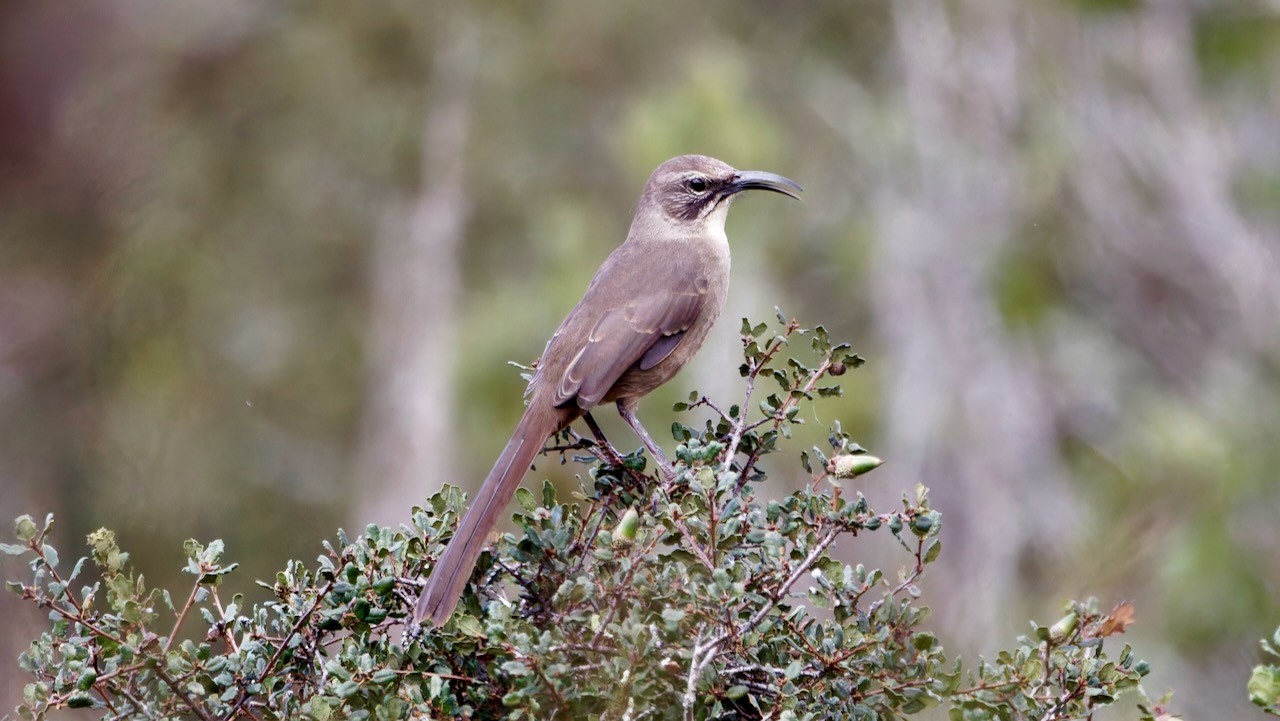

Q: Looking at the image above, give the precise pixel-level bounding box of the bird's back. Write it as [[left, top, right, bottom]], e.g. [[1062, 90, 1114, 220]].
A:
[[529, 230, 730, 412]]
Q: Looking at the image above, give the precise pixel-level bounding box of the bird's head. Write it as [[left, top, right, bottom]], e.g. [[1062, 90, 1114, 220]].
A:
[[640, 155, 802, 233]]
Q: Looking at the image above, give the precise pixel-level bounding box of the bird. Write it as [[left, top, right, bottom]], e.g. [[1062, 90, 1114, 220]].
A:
[[413, 154, 801, 627]]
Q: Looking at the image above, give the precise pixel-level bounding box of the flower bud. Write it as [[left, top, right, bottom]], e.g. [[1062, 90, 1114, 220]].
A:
[[826, 454, 883, 479], [612, 508, 640, 549], [1049, 612, 1078, 644]]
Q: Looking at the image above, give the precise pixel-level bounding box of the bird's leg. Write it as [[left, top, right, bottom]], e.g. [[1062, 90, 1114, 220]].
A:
[[616, 401, 675, 479], [582, 412, 627, 467]]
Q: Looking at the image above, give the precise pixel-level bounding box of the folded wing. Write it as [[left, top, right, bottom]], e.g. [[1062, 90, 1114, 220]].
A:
[[553, 283, 705, 408]]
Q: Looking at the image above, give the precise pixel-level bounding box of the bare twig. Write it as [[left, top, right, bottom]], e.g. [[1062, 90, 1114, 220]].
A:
[[154, 666, 216, 721], [163, 581, 202, 655]]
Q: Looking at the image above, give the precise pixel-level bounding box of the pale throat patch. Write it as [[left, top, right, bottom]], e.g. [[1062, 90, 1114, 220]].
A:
[[703, 197, 733, 246]]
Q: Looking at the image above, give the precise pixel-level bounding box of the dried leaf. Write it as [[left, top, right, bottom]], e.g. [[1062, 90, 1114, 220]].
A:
[[1091, 600, 1136, 638]]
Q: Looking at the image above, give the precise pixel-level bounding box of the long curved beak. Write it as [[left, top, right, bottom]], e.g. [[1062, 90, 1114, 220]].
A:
[[725, 170, 803, 200]]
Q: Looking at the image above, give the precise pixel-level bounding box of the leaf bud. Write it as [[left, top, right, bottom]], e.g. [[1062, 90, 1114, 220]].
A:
[[909, 512, 936, 537]]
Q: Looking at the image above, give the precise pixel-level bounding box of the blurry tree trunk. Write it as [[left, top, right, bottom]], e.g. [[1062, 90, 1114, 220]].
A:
[[352, 20, 477, 526], [1061, 2, 1280, 378], [870, 0, 1078, 643], [1055, 8, 1278, 713], [0, 4, 101, 709]]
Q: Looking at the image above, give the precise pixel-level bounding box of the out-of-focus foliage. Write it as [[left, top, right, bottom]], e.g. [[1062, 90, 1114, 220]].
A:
[[1, 1, 1278, 718], [7, 317, 1166, 719]]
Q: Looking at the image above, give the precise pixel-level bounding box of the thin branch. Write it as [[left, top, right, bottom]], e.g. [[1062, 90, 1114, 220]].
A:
[[260, 579, 334, 680], [163, 581, 202, 655], [681, 625, 709, 721], [210, 588, 239, 653], [154, 666, 216, 721]]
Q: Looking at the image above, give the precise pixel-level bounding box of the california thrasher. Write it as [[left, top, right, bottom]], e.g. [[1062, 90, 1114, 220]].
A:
[[413, 154, 801, 627]]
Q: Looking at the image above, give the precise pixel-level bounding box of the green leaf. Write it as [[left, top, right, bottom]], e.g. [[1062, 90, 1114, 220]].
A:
[[501, 660, 531, 676], [199, 563, 240, 585], [0, 543, 25, 556], [66, 693, 94, 709], [1249, 665, 1280, 709], [454, 615, 485, 638], [308, 698, 333, 721], [661, 608, 686, 630], [14, 515, 37, 543], [912, 632, 938, 651], [68, 557, 87, 582], [205, 539, 225, 562], [335, 680, 360, 699], [515, 487, 537, 513], [371, 575, 396, 595]]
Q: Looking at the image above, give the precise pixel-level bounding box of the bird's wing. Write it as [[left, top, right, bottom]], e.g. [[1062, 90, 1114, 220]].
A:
[[552, 280, 708, 409]]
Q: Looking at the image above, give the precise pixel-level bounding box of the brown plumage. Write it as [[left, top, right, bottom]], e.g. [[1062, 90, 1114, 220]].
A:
[[413, 154, 801, 627]]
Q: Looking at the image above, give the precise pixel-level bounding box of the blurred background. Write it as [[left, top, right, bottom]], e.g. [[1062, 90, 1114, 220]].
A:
[[2, 1, 1278, 716]]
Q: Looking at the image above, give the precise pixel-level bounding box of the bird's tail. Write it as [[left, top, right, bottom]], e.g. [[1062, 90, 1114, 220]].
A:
[[413, 406, 562, 627]]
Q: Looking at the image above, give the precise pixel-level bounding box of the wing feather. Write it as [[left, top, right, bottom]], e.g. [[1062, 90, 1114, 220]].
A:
[[525, 241, 713, 411], [553, 287, 705, 409]]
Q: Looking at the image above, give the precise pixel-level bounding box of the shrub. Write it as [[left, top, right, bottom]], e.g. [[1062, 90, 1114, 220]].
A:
[[6, 313, 1175, 719]]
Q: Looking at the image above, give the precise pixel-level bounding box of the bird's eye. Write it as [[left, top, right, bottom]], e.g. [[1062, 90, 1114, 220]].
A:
[[687, 177, 708, 193]]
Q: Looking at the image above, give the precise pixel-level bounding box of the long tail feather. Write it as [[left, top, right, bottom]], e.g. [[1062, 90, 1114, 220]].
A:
[[413, 407, 560, 627]]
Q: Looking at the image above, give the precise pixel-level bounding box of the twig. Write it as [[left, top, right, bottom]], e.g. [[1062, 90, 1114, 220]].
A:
[[681, 625, 709, 721], [585, 532, 664, 647], [688, 395, 730, 422], [261, 579, 334, 680], [163, 581, 202, 655], [719, 320, 805, 476], [115, 684, 162, 721], [681, 528, 840, 719], [210, 588, 239, 653], [563, 427, 652, 488], [41, 602, 133, 652], [154, 666, 216, 721]]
